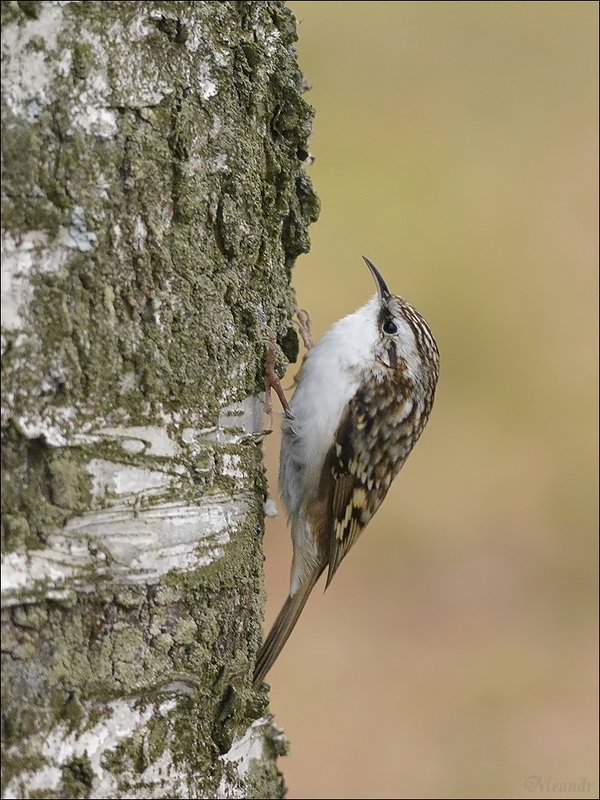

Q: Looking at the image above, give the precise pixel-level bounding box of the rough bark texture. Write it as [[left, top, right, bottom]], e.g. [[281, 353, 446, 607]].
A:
[[1, 1, 319, 797]]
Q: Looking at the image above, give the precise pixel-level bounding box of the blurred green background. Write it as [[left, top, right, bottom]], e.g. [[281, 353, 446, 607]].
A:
[[261, 2, 598, 798]]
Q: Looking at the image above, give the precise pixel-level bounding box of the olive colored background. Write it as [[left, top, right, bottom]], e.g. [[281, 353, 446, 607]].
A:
[[262, 2, 598, 798]]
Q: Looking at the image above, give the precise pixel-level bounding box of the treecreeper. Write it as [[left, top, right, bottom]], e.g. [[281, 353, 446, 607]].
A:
[[254, 256, 440, 688]]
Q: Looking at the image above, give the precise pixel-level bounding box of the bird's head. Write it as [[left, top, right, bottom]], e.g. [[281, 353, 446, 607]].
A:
[[362, 256, 439, 386]]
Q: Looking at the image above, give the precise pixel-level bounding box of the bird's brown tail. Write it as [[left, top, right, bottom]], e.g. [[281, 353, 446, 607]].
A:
[[253, 566, 324, 688]]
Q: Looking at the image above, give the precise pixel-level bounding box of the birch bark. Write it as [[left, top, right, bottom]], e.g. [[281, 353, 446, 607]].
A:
[[1, 2, 318, 797]]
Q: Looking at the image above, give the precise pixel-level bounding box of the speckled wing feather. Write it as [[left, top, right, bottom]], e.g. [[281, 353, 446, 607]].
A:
[[325, 374, 421, 587]]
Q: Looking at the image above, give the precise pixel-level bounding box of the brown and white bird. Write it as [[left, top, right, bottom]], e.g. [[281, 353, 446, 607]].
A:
[[254, 256, 439, 688]]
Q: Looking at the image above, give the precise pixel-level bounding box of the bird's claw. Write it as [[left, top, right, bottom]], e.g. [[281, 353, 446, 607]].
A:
[[294, 306, 313, 350], [263, 324, 292, 428]]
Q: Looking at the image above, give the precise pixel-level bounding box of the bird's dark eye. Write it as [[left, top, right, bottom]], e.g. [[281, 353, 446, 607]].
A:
[[382, 319, 397, 335]]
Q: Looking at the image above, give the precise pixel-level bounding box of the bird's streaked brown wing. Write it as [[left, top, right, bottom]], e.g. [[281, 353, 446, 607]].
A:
[[325, 375, 420, 587], [325, 392, 381, 586]]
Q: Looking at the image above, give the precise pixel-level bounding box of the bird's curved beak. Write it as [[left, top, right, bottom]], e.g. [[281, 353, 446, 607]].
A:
[[362, 256, 391, 302]]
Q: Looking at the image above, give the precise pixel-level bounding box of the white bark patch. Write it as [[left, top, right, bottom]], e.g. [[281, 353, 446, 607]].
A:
[[0, 1, 64, 118], [15, 407, 78, 447], [263, 498, 279, 518], [86, 458, 172, 499], [264, 29, 281, 57], [222, 453, 244, 479], [1, 497, 249, 604], [96, 425, 179, 457], [2, 697, 183, 800], [1, 3, 118, 138], [186, 395, 267, 446], [68, 73, 117, 138], [2, 396, 268, 605], [217, 717, 286, 799], [1, 208, 98, 335], [1, 231, 69, 332], [199, 75, 218, 100], [134, 215, 148, 250], [121, 748, 188, 800], [67, 205, 98, 252]]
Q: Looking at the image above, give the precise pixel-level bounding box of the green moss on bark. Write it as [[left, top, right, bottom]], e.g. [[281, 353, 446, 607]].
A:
[[3, 0, 319, 430], [61, 753, 94, 799], [1, 425, 93, 550]]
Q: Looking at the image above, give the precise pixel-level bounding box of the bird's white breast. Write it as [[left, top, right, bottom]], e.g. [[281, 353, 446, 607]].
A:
[[279, 296, 379, 518]]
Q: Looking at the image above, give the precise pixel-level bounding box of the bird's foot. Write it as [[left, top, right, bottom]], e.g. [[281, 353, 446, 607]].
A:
[[263, 325, 293, 429], [294, 306, 313, 351]]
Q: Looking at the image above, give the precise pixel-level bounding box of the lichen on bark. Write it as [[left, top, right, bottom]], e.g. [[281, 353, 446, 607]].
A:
[[1, 1, 319, 797]]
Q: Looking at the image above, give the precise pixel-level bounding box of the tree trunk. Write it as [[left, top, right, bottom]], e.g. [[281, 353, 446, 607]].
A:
[[1, 2, 318, 797]]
